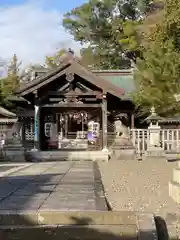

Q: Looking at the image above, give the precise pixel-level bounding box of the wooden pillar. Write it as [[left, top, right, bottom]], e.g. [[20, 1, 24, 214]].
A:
[[38, 107, 41, 150], [34, 92, 40, 150], [21, 120, 26, 147], [102, 94, 107, 150], [131, 113, 135, 129], [65, 114, 68, 138]]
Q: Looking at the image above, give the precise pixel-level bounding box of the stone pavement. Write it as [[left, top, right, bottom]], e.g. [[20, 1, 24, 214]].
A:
[[0, 161, 158, 240], [0, 161, 107, 211]]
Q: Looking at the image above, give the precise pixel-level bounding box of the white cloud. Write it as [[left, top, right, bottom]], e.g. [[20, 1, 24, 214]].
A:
[[0, 1, 81, 68]]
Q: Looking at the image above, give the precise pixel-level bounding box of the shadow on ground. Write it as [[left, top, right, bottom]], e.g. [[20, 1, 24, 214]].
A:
[[0, 214, 177, 240], [0, 168, 71, 211]]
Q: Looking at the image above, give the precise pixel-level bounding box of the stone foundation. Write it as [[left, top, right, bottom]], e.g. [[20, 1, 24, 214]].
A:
[[144, 146, 165, 160], [111, 148, 136, 160], [3, 145, 25, 162], [3, 136, 25, 162], [27, 150, 109, 162], [169, 161, 180, 203]]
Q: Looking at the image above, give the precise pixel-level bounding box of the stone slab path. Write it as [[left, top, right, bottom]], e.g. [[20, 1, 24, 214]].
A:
[[0, 161, 107, 212], [0, 162, 158, 240]]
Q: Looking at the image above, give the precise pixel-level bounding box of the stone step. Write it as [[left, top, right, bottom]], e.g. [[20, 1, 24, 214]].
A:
[[169, 181, 180, 203], [38, 151, 109, 161], [0, 225, 138, 240], [173, 168, 180, 184], [0, 211, 157, 240]]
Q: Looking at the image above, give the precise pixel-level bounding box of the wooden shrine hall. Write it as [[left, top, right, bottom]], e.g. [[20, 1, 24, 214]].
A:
[[12, 54, 135, 152]]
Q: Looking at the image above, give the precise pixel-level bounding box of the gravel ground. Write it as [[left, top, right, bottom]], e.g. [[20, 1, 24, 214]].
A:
[[98, 159, 180, 218], [98, 159, 180, 238]]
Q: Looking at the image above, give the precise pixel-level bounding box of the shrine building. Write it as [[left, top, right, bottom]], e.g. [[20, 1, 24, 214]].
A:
[[10, 53, 135, 152]]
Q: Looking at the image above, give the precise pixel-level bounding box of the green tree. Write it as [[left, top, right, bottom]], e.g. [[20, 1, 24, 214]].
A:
[[3, 54, 21, 96], [63, 0, 152, 69], [45, 49, 67, 69], [45, 48, 82, 69], [80, 46, 102, 69], [134, 42, 180, 115], [133, 0, 180, 116], [0, 54, 22, 108]]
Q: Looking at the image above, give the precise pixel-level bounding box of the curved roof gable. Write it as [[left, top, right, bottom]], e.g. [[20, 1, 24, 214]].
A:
[[17, 59, 125, 99]]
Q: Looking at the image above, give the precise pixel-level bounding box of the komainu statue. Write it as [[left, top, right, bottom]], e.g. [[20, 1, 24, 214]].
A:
[[111, 119, 135, 160], [114, 120, 132, 147]]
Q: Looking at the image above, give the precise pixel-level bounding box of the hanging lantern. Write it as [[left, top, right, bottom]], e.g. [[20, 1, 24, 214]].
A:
[[69, 113, 73, 118]]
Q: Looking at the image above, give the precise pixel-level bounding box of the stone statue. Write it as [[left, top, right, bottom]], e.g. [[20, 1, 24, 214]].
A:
[[3, 121, 25, 162], [114, 120, 132, 146], [111, 119, 135, 160], [115, 120, 129, 137], [5, 122, 21, 144]]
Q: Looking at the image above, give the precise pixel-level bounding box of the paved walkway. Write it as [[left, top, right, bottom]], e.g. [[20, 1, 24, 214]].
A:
[[0, 161, 157, 240], [0, 161, 107, 212]]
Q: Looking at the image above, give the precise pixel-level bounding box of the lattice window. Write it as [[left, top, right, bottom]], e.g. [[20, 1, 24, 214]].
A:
[[25, 122, 34, 140]]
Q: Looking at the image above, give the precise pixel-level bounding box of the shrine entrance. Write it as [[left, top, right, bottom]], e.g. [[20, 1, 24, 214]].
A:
[[57, 111, 88, 139], [40, 108, 102, 151]]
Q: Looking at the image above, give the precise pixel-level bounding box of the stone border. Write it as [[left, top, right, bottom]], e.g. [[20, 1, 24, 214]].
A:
[[0, 210, 137, 226], [0, 163, 34, 178], [93, 162, 109, 211]]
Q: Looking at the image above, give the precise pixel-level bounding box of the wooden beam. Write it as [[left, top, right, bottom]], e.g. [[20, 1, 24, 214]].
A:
[[42, 103, 101, 108], [16, 110, 34, 117], [58, 82, 70, 91], [47, 90, 102, 97], [83, 98, 99, 102]]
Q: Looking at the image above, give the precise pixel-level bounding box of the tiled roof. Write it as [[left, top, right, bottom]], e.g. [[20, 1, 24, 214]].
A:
[[17, 61, 125, 98], [93, 70, 135, 100], [0, 107, 16, 118]]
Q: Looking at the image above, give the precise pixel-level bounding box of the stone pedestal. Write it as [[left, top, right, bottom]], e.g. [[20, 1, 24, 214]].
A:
[[111, 120, 135, 160], [144, 124, 165, 160], [112, 148, 136, 160], [144, 146, 165, 160], [3, 122, 25, 162], [169, 161, 180, 203], [4, 138, 25, 162]]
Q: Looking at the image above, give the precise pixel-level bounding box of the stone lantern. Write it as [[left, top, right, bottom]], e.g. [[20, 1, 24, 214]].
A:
[[145, 106, 163, 127], [145, 107, 165, 158]]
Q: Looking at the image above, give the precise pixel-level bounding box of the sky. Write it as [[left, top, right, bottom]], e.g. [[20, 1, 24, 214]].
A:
[[0, 0, 86, 68]]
